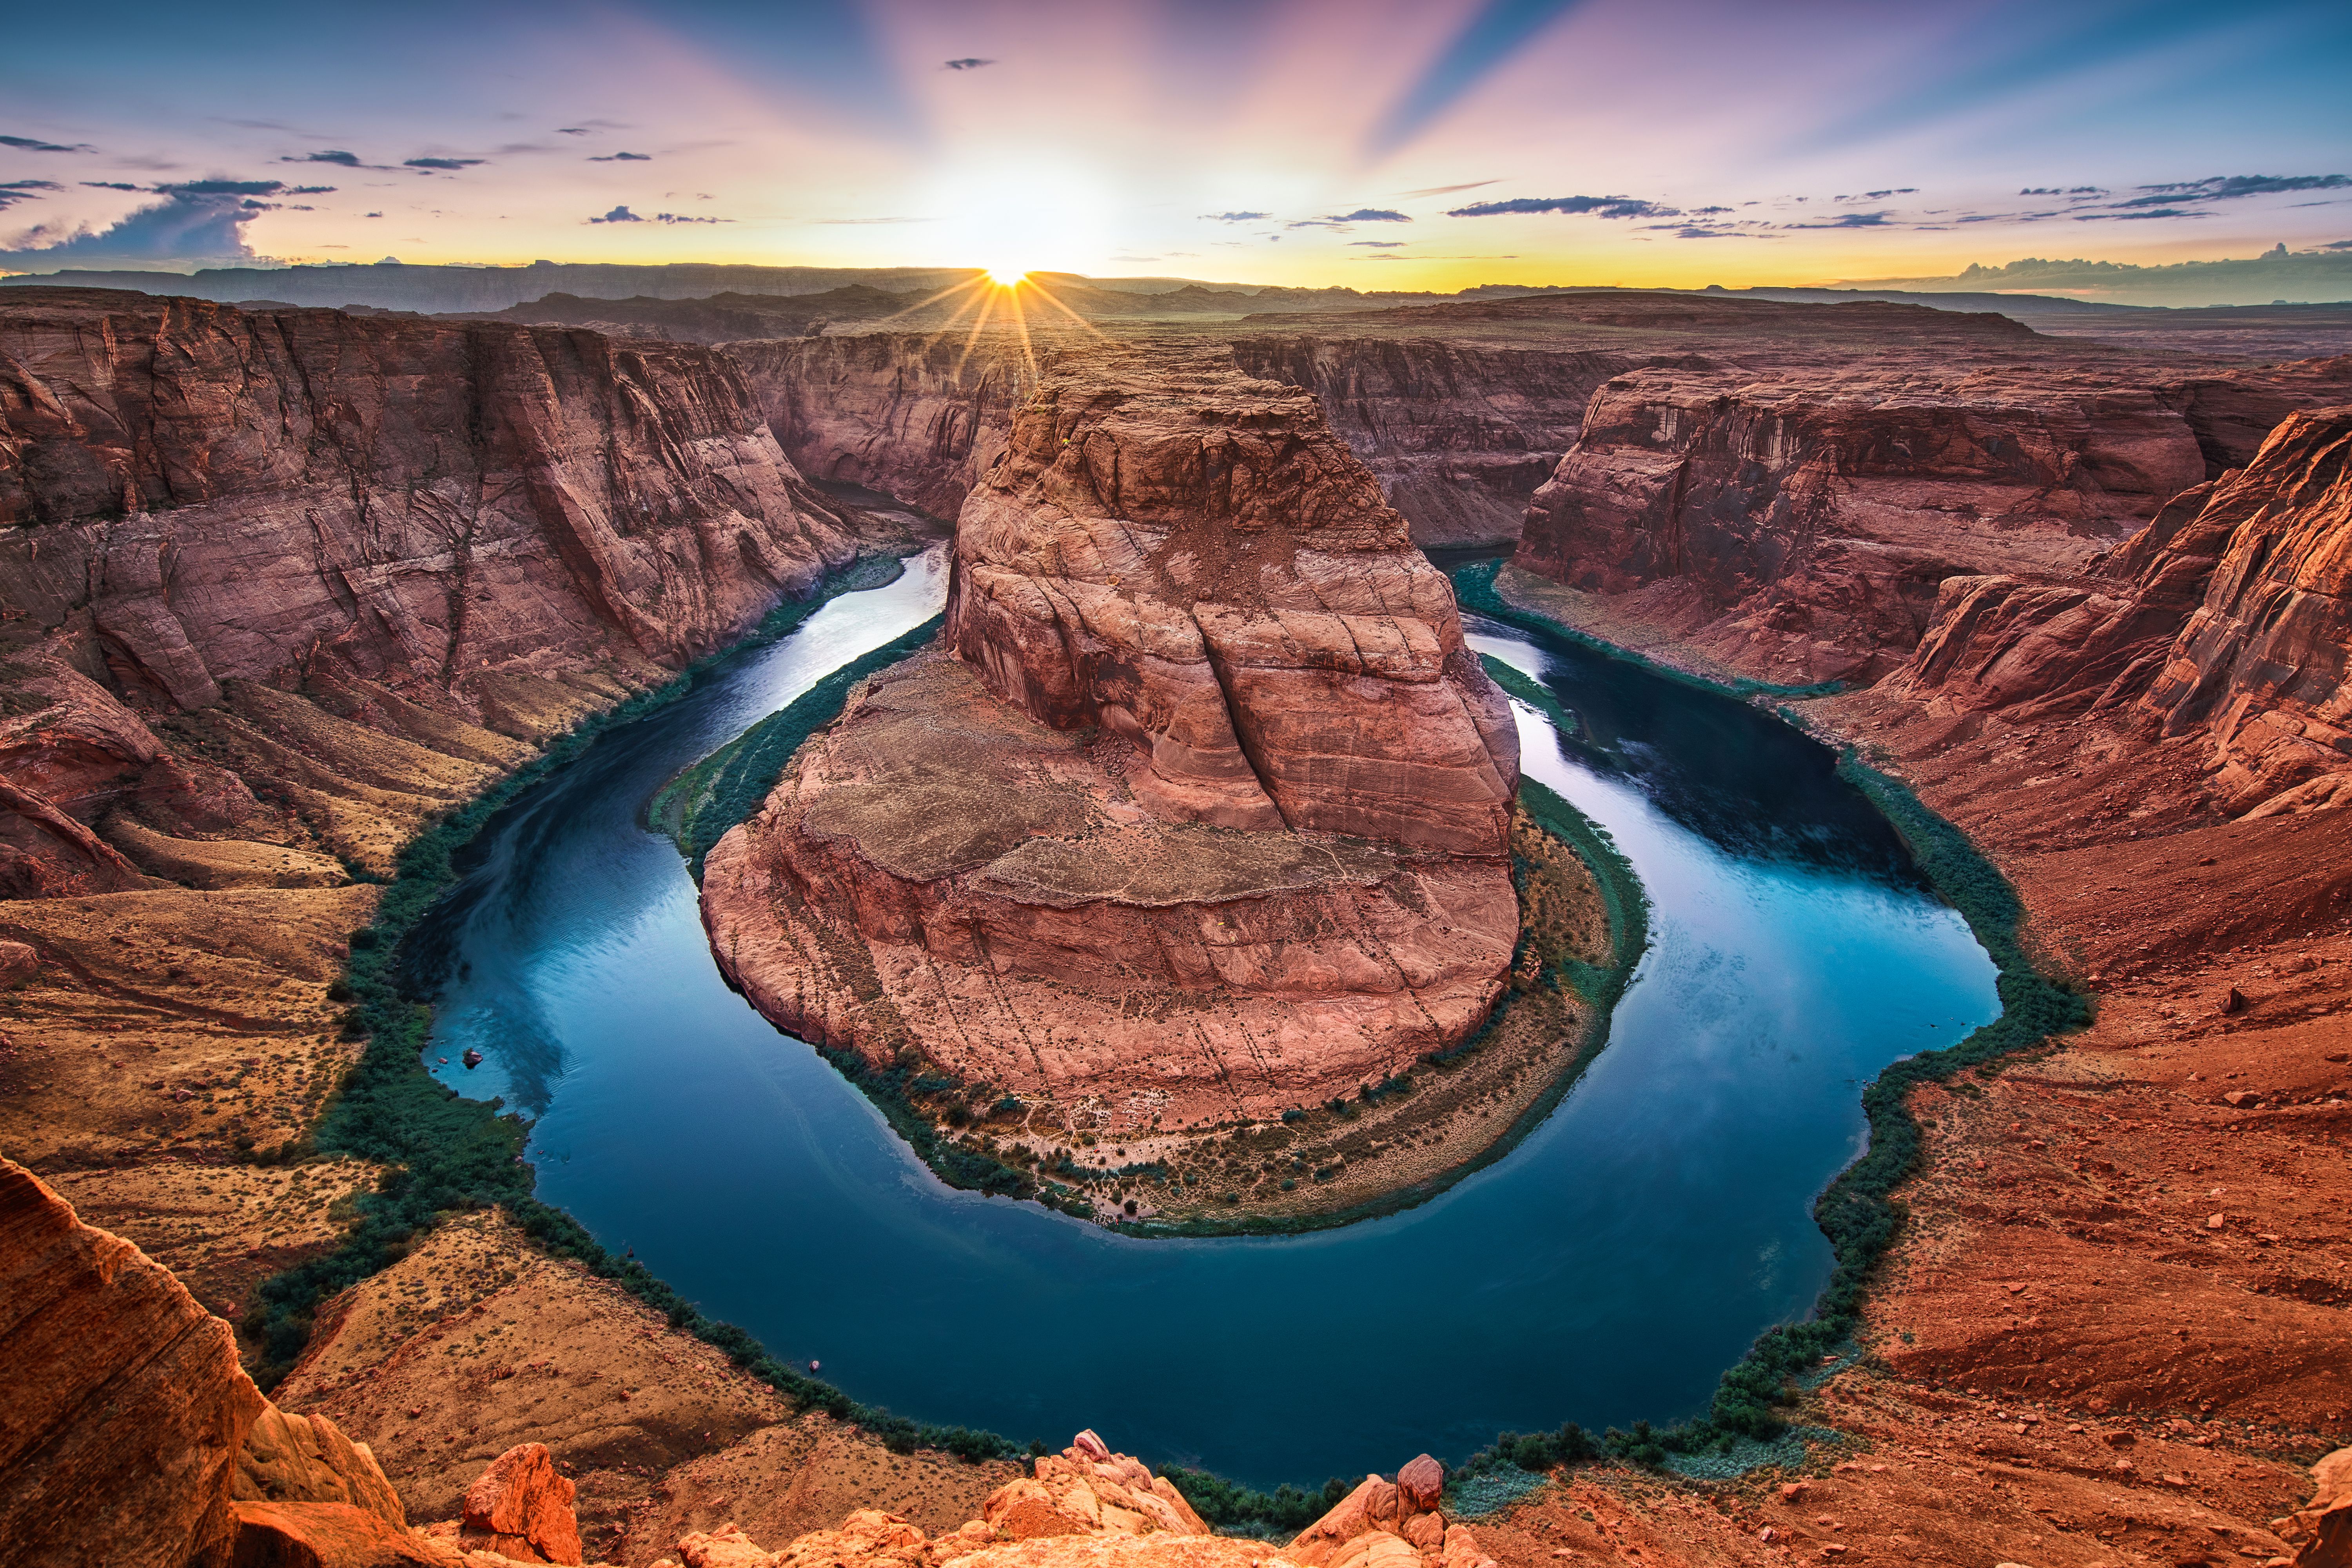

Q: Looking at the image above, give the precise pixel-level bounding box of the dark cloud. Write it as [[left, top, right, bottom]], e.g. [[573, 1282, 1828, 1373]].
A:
[[2020, 186, 2106, 196], [1348, 240, 1406, 247], [1328, 207, 1410, 222], [557, 127, 593, 135], [80, 181, 141, 191], [285, 185, 337, 194], [1200, 211, 1268, 222], [2326, 239, 2352, 251], [1448, 194, 1677, 219], [589, 152, 652, 162], [405, 157, 485, 171], [589, 205, 644, 223], [650, 212, 728, 224], [1, 134, 94, 153], [1787, 211, 1894, 229], [0, 178, 287, 266], [944, 58, 995, 70], [284, 150, 363, 167], [2121, 173, 2348, 207], [2075, 208, 2204, 221], [0, 179, 62, 212], [1835, 188, 1918, 201]]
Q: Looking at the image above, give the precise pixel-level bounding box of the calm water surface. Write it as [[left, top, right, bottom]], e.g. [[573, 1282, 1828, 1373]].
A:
[[412, 545, 1997, 1486]]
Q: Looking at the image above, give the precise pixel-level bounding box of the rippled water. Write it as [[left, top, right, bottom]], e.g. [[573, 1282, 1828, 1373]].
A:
[[412, 546, 1997, 1486]]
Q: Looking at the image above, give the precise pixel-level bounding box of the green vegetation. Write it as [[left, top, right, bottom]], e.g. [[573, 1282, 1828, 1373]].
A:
[[653, 612, 943, 874], [1452, 559, 1844, 701], [1163, 1470, 1353, 1537]]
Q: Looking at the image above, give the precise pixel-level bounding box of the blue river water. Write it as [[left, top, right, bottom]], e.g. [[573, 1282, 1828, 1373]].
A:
[[412, 543, 1998, 1488]]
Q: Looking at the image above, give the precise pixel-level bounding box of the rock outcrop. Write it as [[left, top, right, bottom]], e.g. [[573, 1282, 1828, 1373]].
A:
[[1890, 403, 2352, 818], [650, 1435, 1495, 1568], [0, 1156, 267, 1568], [234, 1405, 406, 1528], [454, 1443, 583, 1565], [701, 352, 1519, 1135]]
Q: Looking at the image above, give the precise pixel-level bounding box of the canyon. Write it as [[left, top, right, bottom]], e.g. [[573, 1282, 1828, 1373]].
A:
[[3, 278, 2350, 1568]]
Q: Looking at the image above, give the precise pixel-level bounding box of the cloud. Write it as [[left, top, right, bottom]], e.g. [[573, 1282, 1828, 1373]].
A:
[[2120, 173, 2349, 207], [2, 134, 94, 154], [0, 178, 288, 267], [2020, 186, 2106, 196], [651, 212, 728, 224], [80, 181, 141, 191], [2326, 239, 2352, 251], [1200, 211, 1269, 222], [944, 57, 995, 70], [1834, 188, 1918, 201], [405, 157, 484, 171], [1349, 240, 1406, 248], [285, 185, 337, 194], [1448, 194, 1676, 219], [1329, 207, 1410, 222], [1396, 180, 1497, 198], [283, 150, 363, 167], [0, 179, 62, 212], [589, 205, 644, 223], [556, 127, 593, 136], [1786, 211, 1895, 229], [590, 152, 652, 162]]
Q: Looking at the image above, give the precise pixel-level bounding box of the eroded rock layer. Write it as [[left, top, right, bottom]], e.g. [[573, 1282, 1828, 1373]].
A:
[[1890, 403, 2352, 818], [703, 352, 1519, 1131]]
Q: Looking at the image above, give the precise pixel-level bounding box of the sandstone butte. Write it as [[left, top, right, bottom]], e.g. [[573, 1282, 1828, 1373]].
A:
[[699, 350, 1523, 1134]]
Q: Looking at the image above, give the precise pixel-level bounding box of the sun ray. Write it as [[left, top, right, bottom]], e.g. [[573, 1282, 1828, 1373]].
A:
[[1005, 280, 1040, 383], [1020, 276, 1109, 339], [872, 272, 990, 328], [952, 286, 1002, 378]]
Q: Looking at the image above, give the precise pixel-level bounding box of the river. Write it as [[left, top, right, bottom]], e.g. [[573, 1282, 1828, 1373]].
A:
[[410, 542, 1998, 1487]]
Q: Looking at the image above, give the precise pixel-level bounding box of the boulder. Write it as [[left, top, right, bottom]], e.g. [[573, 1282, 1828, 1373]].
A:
[[234, 1406, 405, 1528], [1394, 1457, 1444, 1515], [0, 939, 34, 986], [458, 1444, 581, 1565], [0, 1156, 267, 1568]]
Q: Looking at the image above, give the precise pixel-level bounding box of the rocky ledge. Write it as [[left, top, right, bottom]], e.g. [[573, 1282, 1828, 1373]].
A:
[[700, 351, 1529, 1180]]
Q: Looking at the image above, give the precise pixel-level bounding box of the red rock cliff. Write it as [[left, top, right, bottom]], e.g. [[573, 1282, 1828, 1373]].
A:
[[699, 351, 1520, 1134]]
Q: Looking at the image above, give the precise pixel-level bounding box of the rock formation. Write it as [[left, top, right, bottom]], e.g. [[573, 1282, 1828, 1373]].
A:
[[234, 1404, 406, 1527], [650, 1433, 1497, 1568], [1890, 403, 2352, 818], [701, 351, 1520, 1138], [1, 1157, 267, 1568]]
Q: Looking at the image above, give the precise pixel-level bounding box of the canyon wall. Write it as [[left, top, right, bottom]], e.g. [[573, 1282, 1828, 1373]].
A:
[[0, 286, 880, 895], [701, 350, 1521, 1136], [1893, 402, 2352, 818], [1512, 350, 2352, 686], [1225, 336, 1630, 546], [729, 334, 1029, 521]]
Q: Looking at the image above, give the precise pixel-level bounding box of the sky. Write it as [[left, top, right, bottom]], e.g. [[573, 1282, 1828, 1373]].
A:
[[3, 0, 2349, 292]]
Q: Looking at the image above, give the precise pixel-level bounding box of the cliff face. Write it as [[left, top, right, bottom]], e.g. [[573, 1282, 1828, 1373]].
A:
[[1512, 351, 2352, 686], [1225, 336, 1632, 546], [701, 352, 1519, 1137], [730, 334, 1027, 521], [1895, 404, 2352, 817], [0, 286, 877, 895]]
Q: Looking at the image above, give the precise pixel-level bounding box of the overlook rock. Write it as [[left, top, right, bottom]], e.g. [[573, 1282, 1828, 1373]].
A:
[[701, 351, 1519, 1134]]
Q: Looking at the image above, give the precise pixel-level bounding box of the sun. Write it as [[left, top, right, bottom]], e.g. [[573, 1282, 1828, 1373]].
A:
[[984, 265, 1029, 288]]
